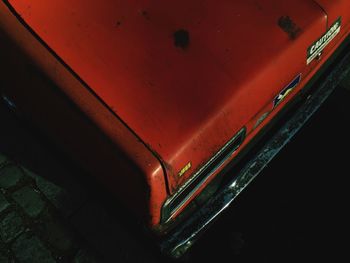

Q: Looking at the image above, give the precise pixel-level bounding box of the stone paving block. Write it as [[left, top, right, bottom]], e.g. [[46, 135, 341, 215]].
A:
[[0, 166, 24, 189], [0, 193, 10, 213], [12, 186, 45, 218], [23, 168, 88, 218], [34, 176, 74, 217], [12, 233, 56, 263], [35, 176, 65, 203], [0, 212, 25, 243]]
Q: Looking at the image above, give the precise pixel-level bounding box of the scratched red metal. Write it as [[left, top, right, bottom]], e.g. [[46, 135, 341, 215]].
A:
[[1, 0, 349, 229]]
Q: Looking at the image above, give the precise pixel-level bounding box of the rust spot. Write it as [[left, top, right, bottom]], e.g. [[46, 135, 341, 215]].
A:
[[115, 21, 122, 27], [278, 16, 302, 40], [141, 10, 151, 20], [174, 29, 190, 49]]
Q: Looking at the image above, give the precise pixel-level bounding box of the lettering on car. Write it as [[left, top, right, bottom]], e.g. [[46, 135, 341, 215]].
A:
[[307, 17, 341, 64]]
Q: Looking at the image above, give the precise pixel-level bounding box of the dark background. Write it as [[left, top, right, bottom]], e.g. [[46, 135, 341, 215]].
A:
[[190, 83, 350, 262], [1, 78, 349, 262]]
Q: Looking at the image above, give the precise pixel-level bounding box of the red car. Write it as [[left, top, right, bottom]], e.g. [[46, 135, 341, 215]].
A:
[[1, 0, 350, 258]]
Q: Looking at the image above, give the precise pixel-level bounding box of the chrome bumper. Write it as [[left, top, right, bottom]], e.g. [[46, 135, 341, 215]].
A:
[[160, 45, 350, 259]]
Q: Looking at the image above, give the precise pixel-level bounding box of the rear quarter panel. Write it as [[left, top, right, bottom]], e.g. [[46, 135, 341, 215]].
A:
[[0, 1, 168, 227]]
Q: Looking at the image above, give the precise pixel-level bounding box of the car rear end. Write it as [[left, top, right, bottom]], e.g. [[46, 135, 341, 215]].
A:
[[1, 0, 350, 258]]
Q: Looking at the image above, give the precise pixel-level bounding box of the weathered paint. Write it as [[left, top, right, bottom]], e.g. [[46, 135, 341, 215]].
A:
[[161, 39, 350, 258], [0, 1, 168, 227], [0, 0, 349, 232], [5, 0, 329, 195]]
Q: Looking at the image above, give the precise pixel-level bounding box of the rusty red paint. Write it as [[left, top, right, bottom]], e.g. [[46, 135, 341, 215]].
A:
[[278, 16, 302, 39], [1, 0, 349, 231]]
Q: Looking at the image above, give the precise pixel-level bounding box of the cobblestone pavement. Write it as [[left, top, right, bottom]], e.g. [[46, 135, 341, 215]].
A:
[[0, 103, 161, 263], [0, 154, 100, 263]]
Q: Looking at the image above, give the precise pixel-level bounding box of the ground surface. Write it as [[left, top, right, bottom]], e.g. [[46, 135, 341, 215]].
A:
[[0, 75, 349, 263]]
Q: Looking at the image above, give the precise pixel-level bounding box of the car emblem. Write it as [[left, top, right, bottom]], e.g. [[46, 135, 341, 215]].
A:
[[274, 74, 302, 108], [307, 17, 342, 65], [178, 162, 192, 177]]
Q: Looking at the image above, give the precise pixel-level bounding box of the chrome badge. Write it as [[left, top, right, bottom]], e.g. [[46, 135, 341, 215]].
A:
[[274, 74, 302, 108], [307, 17, 341, 65]]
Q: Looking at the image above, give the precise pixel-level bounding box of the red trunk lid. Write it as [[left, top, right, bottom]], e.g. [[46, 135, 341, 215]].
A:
[[313, 0, 350, 28], [7, 0, 331, 192]]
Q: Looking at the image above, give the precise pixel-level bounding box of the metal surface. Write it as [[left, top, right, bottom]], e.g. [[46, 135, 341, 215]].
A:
[[5, 0, 332, 194], [1, 0, 349, 229], [160, 48, 350, 259], [161, 128, 246, 224]]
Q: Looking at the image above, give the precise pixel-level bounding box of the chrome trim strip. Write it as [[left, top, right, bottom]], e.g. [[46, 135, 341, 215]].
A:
[[161, 128, 246, 223], [160, 48, 350, 259]]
